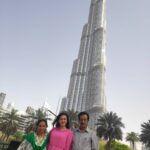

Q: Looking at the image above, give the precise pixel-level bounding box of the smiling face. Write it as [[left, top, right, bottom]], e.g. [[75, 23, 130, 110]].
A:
[[37, 121, 47, 135], [58, 115, 68, 128]]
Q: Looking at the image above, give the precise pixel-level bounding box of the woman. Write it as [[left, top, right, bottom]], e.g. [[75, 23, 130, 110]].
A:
[[17, 119, 48, 150], [47, 112, 73, 150]]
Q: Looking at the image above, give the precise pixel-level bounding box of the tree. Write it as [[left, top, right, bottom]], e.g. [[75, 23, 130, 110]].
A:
[[140, 120, 150, 148], [65, 109, 78, 128], [25, 108, 50, 133], [96, 111, 125, 150], [126, 132, 139, 150], [13, 131, 23, 141], [0, 109, 20, 141]]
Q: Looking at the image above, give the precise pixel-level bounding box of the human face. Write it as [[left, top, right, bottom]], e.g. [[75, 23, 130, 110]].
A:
[[58, 115, 68, 128], [37, 121, 47, 135], [79, 115, 88, 130]]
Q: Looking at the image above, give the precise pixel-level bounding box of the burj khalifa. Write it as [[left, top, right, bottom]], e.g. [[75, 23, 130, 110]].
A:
[[60, 0, 107, 127]]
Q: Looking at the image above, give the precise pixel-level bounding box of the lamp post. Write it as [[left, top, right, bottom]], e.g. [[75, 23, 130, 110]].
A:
[[47, 109, 57, 117]]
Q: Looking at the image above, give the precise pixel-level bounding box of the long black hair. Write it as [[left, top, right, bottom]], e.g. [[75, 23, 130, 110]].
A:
[[36, 119, 48, 127], [52, 112, 70, 128], [35, 118, 48, 133]]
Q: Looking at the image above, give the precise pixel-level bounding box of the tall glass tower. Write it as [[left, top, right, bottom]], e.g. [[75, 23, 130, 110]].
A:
[[61, 0, 107, 127]]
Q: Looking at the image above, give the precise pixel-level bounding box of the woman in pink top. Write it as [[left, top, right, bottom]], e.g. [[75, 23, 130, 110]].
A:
[[47, 112, 73, 150]]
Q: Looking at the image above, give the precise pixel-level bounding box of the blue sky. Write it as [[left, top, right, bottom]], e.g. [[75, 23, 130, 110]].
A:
[[0, 0, 150, 135]]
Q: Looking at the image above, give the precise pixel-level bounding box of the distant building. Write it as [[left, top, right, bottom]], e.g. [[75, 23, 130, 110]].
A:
[[0, 99, 54, 132], [59, 97, 67, 112], [41, 101, 50, 111], [0, 106, 32, 132], [17, 111, 33, 132], [7, 102, 15, 110], [26, 106, 35, 114], [0, 92, 6, 106], [0, 106, 9, 120]]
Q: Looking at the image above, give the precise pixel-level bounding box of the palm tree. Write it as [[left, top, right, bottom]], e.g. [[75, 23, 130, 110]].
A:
[[126, 132, 139, 150], [25, 108, 50, 133], [96, 111, 125, 150], [66, 109, 78, 128], [0, 109, 20, 141], [13, 131, 23, 141], [140, 120, 150, 148], [25, 122, 36, 134]]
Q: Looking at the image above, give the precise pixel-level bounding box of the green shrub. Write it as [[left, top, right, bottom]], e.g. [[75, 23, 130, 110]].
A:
[[111, 141, 131, 150], [99, 140, 131, 150]]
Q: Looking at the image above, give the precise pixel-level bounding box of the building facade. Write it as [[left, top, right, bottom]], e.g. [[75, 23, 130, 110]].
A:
[[26, 106, 35, 114], [0, 106, 31, 132], [61, 0, 107, 127], [59, 97, 67, 112]]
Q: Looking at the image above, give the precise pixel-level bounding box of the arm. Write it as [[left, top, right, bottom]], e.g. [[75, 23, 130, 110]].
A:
[[17, 140, 32, 150], [65, 130, 73, 150], [47, 128, 54, 150], [91, 132, 99, 150]]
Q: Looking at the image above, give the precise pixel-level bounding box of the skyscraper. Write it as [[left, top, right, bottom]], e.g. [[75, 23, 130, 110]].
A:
[[59, 97, 67, 112], [61, 0, 107, 127], [0, 92, 6, 107]]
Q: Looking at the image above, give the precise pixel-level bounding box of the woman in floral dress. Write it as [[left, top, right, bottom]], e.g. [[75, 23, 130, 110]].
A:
[[17, 119, 48, 150]]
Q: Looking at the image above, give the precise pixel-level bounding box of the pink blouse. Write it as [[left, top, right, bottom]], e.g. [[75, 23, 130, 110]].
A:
[[47, 128, 73, 150]]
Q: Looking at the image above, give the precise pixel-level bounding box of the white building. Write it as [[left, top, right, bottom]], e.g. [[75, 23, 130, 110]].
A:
[[0, 106, 32, 132]]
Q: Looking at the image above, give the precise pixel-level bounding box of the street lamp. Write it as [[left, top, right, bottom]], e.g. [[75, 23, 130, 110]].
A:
[[46, 109, 57, 117]]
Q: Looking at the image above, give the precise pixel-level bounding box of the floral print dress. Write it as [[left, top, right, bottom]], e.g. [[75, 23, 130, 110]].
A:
[[17, 133, 48, 150]]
